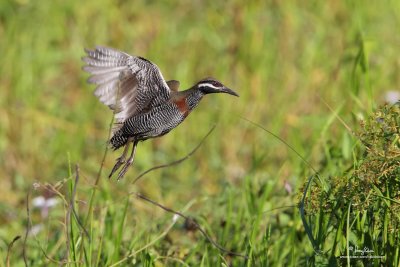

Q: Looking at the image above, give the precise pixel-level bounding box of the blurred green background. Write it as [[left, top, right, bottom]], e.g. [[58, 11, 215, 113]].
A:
[[1, 0, 399, 266]]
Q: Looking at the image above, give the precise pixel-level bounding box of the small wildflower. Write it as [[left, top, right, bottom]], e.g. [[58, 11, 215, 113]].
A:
[[384, 90, 400, 105], [32, 196, 59, 218]]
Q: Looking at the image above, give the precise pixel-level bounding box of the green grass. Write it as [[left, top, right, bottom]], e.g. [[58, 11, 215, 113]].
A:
[[1, 0, 400, 266]]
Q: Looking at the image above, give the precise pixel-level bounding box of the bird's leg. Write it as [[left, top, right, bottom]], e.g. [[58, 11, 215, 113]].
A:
[[109, 139, 133, 179], [117, 140, 139, 180]]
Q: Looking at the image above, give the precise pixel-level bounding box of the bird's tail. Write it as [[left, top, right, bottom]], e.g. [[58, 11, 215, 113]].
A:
[[109, 130, 129, 150]]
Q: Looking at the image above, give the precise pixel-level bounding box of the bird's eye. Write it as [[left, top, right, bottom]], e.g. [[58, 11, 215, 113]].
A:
[[211, 81, 222, 87]]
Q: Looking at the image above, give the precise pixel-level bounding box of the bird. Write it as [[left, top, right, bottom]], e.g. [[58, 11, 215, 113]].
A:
[[82, 46, 239, 180]]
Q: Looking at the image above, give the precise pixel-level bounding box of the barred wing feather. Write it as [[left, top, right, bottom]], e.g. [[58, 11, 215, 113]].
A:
[[82, 46, 171, 131]]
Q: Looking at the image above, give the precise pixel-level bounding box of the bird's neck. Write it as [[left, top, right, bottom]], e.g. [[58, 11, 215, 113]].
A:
[[185, 88, 204, 110], [172, 88, 204, 111]]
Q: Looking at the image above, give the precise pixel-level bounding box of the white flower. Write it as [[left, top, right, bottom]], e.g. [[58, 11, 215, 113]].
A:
[[32, 196, 59, 218], [384, 90, 400, 104]]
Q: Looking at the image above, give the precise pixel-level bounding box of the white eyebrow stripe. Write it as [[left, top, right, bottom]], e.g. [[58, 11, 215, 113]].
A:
[[198, 83, 220, 89]]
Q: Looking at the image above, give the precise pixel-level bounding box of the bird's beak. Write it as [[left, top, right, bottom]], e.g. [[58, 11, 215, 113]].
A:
[[222, 87, 239, 97]]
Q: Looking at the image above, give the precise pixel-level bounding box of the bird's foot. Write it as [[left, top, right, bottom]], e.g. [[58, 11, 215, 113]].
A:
[[117, 157, 134, 180], [109, 155, 126, 179]]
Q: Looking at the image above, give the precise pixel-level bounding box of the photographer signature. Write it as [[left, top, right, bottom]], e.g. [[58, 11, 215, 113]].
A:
[[349, 246, 374, 256]]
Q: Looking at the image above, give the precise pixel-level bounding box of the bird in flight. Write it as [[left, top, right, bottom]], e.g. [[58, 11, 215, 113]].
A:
[[83, 46, 239, 180]]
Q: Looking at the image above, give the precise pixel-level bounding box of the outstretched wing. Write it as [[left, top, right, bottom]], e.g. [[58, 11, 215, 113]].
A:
[[82, 46, 171, 128]]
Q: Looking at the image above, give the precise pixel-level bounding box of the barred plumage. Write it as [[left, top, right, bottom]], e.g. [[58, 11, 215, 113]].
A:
[[109, 131, 128, 149], [83, 46, 239, 179]]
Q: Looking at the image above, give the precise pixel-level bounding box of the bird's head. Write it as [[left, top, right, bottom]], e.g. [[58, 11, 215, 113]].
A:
[[195, 78, 239, 97]]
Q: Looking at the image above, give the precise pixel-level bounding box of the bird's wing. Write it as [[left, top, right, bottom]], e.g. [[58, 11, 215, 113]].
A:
[[166, 80, 180, 92], [82, 46, 171, 126]]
